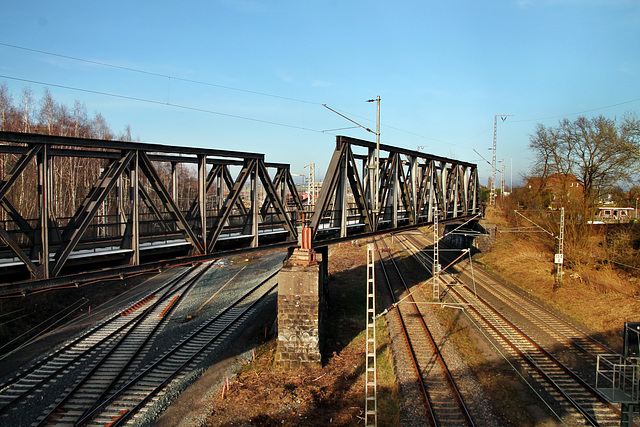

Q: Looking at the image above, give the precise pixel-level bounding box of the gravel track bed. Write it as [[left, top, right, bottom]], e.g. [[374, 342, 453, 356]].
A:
[[0, 250, 285, 427], [381, 235, 501, 426]]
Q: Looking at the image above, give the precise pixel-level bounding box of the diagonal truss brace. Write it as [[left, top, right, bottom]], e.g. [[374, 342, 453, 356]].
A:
[[137, 152, 205, 254], [51, 150, 136, 277]]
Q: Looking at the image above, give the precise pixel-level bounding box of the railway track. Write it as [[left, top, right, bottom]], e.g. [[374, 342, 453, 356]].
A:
[[397, 231, 633, 426], [374, 236, 474, 426], [0, 260, 278, 426], [405, 232, 616, 367]]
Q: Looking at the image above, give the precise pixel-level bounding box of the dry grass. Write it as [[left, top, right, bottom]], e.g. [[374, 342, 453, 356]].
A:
[[480, 206, 640, 349], [203, 242, 400, 426]]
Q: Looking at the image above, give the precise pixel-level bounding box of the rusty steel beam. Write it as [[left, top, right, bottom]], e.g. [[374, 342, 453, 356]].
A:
[[310, 135, 480, 242], [0, 132, 303, 289], [0, 131, 479, 293]]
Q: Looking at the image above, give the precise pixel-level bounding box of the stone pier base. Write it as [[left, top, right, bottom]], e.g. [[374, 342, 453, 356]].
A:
[[275, 251, 325, 369]]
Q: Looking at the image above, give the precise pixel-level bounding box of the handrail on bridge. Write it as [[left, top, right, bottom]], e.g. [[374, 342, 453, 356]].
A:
[[0, 131, 480, 294]]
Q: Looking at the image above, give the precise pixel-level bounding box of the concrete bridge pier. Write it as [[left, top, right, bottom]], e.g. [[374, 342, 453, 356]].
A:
[[275, 228, 328, 369]]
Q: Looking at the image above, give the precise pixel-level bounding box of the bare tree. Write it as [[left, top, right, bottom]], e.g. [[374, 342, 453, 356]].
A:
[[38, 88, 59, 135], [92, 112, 113, 140], [21, 87, 34, 133], [119, 124, 133, 142], [529, 113, 640, 217], [0, 83, 14, 131], [73, 100, 88, 137]]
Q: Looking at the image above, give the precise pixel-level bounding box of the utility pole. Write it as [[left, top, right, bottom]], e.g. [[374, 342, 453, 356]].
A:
[[490, 114, 513, 206], [555, 207, 565, 288], [367, 96, 381, 221], [308, 163, 315, 211], [501, 158, 505, 199]]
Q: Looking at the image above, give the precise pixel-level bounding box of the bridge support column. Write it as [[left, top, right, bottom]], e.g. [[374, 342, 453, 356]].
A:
[[276, 229, 326, 369]]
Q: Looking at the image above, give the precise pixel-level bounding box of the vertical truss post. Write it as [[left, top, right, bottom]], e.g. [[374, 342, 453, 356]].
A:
[[117, 175, 126, 236], [428, 162, 437, 223], [391, 155, 399, 229], [433, 209, 440, 300], [338, 153, 348, 238], [462, 166, 470, 216], [410, 156, 418, 224], [441, 164, 449, 220], [453, 165, 461, 218], [251, 161, 259, 248], [130, 152, 140, 266], [216, 168, 223, 214], [171, 162, 178, 203], [365, 242, 377, 427], [367, 147, 376, 230], [37, 145, 50, 279], [198, 155, 207, 252]]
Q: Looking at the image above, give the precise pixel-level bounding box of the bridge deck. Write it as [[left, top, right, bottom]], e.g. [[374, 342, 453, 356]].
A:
[[0, 131, 479, 295]]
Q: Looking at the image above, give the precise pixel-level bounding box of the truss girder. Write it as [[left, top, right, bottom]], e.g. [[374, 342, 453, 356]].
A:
[[256, 161, 297, 239], [0, 131, 478, 286], [0, 131, 302, 283], [310, 136, 480, 241], [138, 151, 205, 254], [206, 160, 255, 252], [51, 150, 136, 277]]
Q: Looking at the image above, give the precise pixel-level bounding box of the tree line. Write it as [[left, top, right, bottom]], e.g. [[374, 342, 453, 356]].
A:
[[0, 83, 137, 224], [501, 112, 640, 277], [511, 112, 640, 216], [0, 82, 132, 140], [0, 83, 233, 238]]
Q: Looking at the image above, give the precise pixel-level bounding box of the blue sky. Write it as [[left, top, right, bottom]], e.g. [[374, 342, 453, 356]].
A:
[[1, 0, 639, 186]]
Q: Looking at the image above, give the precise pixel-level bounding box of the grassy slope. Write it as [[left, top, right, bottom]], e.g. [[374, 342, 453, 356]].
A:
[[479, 206, 640, 350]]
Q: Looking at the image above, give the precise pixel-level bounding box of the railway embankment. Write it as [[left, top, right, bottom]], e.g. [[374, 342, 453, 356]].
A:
[[476, 207, 639, 350]]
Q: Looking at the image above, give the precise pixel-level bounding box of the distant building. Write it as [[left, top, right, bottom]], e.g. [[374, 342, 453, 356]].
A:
[[593, 206, 636, 223], [524, 173, 583, 207]]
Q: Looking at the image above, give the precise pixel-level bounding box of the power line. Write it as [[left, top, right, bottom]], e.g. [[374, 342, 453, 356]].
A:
[[6, 42, 637, 153], [0, 74, 327, 134], [0, 41, 322, 105], [0, 42, 514, 151], [512, 96, 640, 123]]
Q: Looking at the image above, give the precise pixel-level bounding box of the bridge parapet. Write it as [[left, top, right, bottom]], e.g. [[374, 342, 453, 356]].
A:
[[310, 136, 480, 243], [0, 132, 480, 294], [0, 131, 301, 286]]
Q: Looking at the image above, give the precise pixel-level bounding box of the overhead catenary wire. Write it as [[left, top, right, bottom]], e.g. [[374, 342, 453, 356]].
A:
[[505, 209, 640, 273], [511, 97, 640, 124], [0, 41, 493, 148], [2, 40, 638, 159], [0, 74, 328, 135], [0, 42, 321, 105], [0, 41, 522, 151]]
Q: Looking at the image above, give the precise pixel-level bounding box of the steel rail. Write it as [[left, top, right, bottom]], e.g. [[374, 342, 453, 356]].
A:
[[34, 263, 213, 426], [450, 256, 616, 360], [375, 236, 474, 426], [0, 266, 196, 415], [75, 270, 278, 426], [399, 233, 629, 426], [404, 232, 616, 362], [373, 237, 436, 425]]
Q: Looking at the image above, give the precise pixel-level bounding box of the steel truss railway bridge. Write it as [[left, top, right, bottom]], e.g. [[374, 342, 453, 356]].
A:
[[0, 131, 480, 295]]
